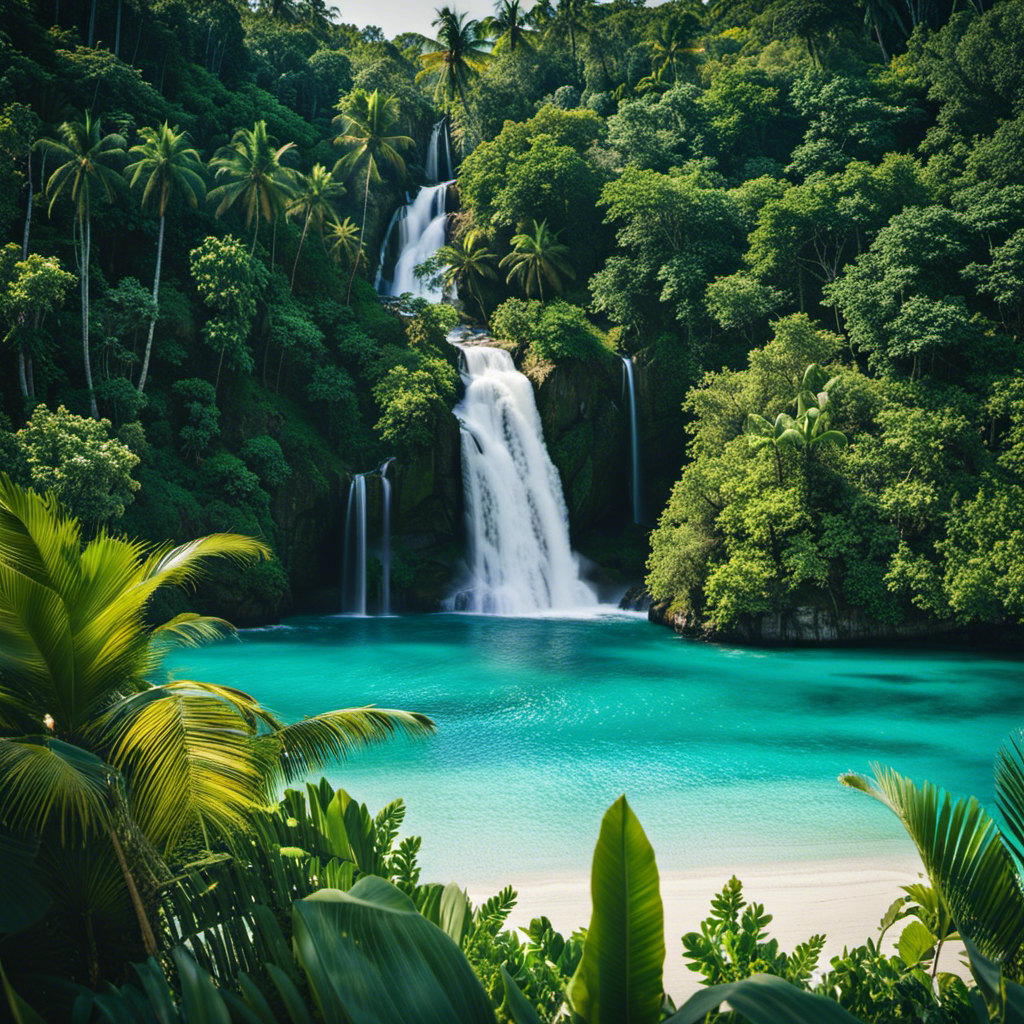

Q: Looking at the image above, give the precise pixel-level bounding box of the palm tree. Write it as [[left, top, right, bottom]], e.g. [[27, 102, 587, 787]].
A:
[[435, 229, 498, 322], [416, 7, 491, 115], [499, 218, 576, 301], [745, 410, 804, 485], [287, 163, 344, 291], [650, 12, 699, 84], [208, 120, 298, 260], [0, 476, 434, 962], [124, 123, 206, 396], [554, 0, 595, 63], [326, 215, 362, 268], [37, 112, 126, 420], [484, 0, 534, 52], [332, 90, 414, 302]]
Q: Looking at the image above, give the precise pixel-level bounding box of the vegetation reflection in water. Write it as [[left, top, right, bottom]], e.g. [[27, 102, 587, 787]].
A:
[[167, 613, 1024, 881]]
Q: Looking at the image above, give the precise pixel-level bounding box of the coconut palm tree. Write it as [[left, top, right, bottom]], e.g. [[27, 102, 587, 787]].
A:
[[208, 120, 298, 260], [287, 163, 344, 291], [499, 218, 576, 301], [484, 0, 534, 52], [435, 229, 498, 322], [124, 123, 206, 395], [331, 90, 413, 302], [650, 12, 699, 84], [326, 215, 362, 268], [416, 7, 491, 115], [553, 0, 595, 62], [0, 475, 434, 960], [37, 112, 126, 419]]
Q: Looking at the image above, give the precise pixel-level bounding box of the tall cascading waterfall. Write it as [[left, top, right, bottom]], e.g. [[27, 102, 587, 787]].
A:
[[342, 473, 367, 615], [376, 118, 453, 302], [621, 356, 643, 525], [380, 458, 395, 616], [447, 340, 598, 614]]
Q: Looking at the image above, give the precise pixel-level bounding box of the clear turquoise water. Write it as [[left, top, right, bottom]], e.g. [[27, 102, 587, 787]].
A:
[[166, 612, 1024, 882]]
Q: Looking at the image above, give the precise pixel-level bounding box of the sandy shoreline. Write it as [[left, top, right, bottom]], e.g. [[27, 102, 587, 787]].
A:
[[468, 854, 931, 1001]]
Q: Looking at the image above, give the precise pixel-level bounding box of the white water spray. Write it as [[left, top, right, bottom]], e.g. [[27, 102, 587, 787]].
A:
[[621, 356, 643, 525], [447, 341, 597, 615]]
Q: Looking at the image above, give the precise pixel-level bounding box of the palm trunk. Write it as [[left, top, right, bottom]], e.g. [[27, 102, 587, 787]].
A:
[[87, 0, 97, 47], [290, 210, 311, 291], [137, 211, 164, 394], [271, 214, 278, 268], [26, 354, 34, 399], [215, 341, 226, 395], [115, 0, 122, 56], [251, 214, 260, 255], [17, 351, 28, 398], [21, 147, 32, 258], [109, 826, 158, 956], [82, 215, 98, 419], [346, 165, 372, 303]]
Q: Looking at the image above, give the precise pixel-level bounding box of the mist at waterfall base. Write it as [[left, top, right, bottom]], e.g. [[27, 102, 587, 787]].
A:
[[376, 119, 453, 302], [169, 614, 1024, 882], [447, 340, 598, 615]]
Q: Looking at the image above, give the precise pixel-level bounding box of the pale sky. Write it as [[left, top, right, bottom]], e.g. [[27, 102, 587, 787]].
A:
[[336, 0, 668, 44]]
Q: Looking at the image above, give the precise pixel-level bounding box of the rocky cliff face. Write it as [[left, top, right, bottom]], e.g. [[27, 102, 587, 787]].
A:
[[646, 598, 957, 645], [527, 355, 629, 531]]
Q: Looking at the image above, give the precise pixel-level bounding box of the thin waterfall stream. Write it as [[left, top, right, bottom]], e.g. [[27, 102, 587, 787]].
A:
[[380, 457, 395, 616], [621, 356, 643, 525], [341, 473, 367, 615], [446, 336, 597, 614]]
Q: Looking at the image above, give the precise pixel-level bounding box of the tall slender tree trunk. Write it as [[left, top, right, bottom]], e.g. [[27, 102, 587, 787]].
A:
[[215, 342, 226, 395], [137, 211, 164, 394], [115, 0, 122, 57], [271, 214, 278, 268], [82, 215, 98, 418], [26, 354, 34, 399], [347, 165, 372, 303], [251, 215, 260, 255], [108, 827, 158, 956], [87, 0, 97, 46], [17, 352, 28, 398], [22, 147, 32, 258], [290, 210, 311, 291]]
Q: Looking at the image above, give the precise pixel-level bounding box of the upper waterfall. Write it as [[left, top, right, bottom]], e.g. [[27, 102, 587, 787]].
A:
[[447, 339, 598, 615], [376, 118, 453, 302]]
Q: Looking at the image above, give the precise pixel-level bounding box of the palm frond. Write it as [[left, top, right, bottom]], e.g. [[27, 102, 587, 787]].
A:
[[102, 687, 266, 854], [0, 737, 114, 840], [842, 764, 1024, 963], [151, 614, 237, 653], [264, 708, 435, 784], [137, 533, 270, 593], [996, 731, 1024, 869]]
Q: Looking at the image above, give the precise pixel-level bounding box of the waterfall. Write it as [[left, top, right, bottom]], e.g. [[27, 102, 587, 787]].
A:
[[621, 356, 643, 525], [384, 183, 451, 300], [380, 458, 395, 616], [447, 340, 597, 615], [376, 118, 453, 302], [342, 473, 367, 616]]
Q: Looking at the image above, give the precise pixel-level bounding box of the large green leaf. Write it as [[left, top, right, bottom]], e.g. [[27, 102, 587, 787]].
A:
[[292, 877, 497, 1024], [842, 765, 1024, 963], [666, 973, 866, 1023], [566, 795, 664, 1024]]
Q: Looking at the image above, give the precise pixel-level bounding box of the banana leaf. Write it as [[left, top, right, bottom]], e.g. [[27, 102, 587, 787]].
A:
[[292, 876, 497, 1024], [566, 795, 664, 1024], [666, 973, 866, 1023]]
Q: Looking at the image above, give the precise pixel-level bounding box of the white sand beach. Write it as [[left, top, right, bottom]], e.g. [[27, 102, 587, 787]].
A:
[[469, 854, 948, 1002]]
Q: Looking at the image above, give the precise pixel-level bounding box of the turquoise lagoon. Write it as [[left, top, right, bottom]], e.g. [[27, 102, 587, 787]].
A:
[[167, 611, 1024, 882]]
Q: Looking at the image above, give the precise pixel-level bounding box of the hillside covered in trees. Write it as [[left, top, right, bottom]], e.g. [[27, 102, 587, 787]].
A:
[[1, 0, 1023, 638]]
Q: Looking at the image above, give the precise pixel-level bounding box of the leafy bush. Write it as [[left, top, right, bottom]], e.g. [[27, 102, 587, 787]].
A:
[[14, 403, 140, 522]]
